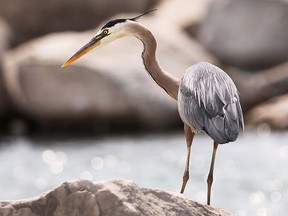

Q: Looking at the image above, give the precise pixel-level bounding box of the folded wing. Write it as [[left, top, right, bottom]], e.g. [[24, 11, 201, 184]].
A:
[[178, 62, 244, 144]]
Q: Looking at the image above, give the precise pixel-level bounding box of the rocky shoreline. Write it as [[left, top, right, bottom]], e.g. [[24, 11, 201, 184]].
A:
[[0, 179, 233, 216]]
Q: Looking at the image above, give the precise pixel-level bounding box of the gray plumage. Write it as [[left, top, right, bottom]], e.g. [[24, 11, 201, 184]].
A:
[[178, 62, 244, 144]]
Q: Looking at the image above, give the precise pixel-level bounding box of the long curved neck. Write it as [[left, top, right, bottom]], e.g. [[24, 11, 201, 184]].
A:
[[131, 22, 180, 100]]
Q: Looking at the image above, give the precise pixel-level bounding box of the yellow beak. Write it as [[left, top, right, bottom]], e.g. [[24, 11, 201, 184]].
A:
[[62, 34, 103, 67]]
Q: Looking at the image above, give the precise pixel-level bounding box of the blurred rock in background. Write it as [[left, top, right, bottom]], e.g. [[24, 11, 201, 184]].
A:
[[246, 94, 288, 130], [0, 0, 157, 47], [196, 0, 288, 69], [0, 0, 288, 134], [0, 18, 12, 127]]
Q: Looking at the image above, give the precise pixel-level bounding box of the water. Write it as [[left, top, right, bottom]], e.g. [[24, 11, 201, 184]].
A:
[[0, 131, 287, 216]]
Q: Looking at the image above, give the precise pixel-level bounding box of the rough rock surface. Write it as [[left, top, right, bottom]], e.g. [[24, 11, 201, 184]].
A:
[[2, 13, 215, 131], [0, 179, 232, 216], [197, 0, 288, 69]]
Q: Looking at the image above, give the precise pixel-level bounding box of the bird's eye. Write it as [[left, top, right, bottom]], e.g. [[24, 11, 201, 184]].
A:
[[103, 29, 109, 35]]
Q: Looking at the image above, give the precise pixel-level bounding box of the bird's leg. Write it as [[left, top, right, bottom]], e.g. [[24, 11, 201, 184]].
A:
[[207, 142, 219, 205], [180, 124, 195, 193]]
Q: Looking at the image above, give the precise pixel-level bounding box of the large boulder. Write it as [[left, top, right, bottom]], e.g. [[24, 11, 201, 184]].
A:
[[2, 14, 215, 131], [197, 0, 288, 69], [0, 179, 233, 216], [0, 0, 158, 47]]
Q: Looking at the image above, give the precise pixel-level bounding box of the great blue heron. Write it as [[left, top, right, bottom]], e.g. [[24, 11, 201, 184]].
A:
[[62, 10, 244, 205]]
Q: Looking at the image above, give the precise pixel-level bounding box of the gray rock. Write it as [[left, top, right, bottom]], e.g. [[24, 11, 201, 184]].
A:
[[227, 61, 288, 113], [246, 94, 288, 130], [197, 0, 288, 69], [2, 14, 215, 131], [154, 0, 211, 29], [0, 18, 11, 57], [0, 0, 158, 47], [0, 179, 233, 216]]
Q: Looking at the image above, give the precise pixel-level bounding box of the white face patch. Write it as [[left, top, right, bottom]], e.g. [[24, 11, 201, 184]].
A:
[[94, 21, 132, 48], [104, 22, 129, 36]]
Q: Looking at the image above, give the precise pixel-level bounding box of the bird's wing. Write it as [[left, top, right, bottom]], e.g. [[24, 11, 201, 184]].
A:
[[178, 62, 244, 144]]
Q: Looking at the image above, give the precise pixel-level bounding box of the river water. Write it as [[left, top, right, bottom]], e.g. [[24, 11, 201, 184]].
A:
[[0, 130, 287, 216]]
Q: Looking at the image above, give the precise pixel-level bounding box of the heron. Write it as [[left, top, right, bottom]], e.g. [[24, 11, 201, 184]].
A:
[[62, 10, 244, 205]]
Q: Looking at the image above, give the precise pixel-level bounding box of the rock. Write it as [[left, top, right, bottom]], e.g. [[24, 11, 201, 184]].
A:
[[0, 0, 158, 47], [154, 0, 211, 29], [208, 59, 288, 130], [0, 18, 12, 119], [0, 18, 11, 57], [226, 61, 288, 113], [197, 0, 288, 69], [245, 94, 288, 130], [2, 13, 215, 132], [0, 179, 233, 216]]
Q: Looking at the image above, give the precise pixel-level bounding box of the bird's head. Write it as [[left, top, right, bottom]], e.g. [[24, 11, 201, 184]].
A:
[[62, 9, 155, 67]]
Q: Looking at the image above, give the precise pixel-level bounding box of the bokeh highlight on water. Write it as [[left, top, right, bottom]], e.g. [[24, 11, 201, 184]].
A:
[[0, 129, 287, 216]]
